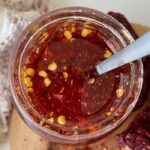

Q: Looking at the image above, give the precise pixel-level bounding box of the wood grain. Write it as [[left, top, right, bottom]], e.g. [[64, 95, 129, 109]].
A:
[[131, 23, 150, 36], [9, 109, 49, 150], [9, 24, 150, 150]]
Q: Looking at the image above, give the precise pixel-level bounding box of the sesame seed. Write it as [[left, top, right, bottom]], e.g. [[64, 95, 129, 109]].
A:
[[63, 72, 68, 80], [24, 77, 33, 87], [35, 47, 40, 54], [57, 115, 66, 125], [104, 49, 112, 58], [44, 78, 51, 87], [48, 62, 57, 71], [106, 111, 112, 116], [64, 30, 72, 40], [27, 87, 33, 93], [26, 68, 35, 77], [110, 107, 115, 112], [38, 70, 47, 78], [40, 120, 44, 126], [81, 28, 92, 37], [48, 117, 54, 123], [87, 78, 95, 84], [116, 88, 124, 97]]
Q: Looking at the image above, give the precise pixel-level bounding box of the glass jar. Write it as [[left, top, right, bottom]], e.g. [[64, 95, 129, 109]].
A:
[[9, 7, 143, 147]]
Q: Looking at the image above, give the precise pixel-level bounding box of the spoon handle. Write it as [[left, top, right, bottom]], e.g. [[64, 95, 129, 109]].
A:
[[96, 31, 150, 75]]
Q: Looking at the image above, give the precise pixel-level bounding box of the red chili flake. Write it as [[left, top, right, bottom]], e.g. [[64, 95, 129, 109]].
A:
[[53, 94, 64, 103], [117, 107, 150, 149], [78, 87, 88, 97]]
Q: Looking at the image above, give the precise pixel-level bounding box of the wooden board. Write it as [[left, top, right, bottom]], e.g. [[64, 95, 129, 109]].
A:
[[9, 24, 150, 150]]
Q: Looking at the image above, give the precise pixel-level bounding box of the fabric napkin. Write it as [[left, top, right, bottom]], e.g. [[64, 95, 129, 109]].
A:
[[0, 0, 55, 139]]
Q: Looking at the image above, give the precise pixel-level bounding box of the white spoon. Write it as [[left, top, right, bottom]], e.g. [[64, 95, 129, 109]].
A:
[[96, 31, 150, 75]]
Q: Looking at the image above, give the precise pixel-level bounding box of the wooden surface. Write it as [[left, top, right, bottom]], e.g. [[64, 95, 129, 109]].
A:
[[9, 24, 150, 150], [9, 109, 49, 150]]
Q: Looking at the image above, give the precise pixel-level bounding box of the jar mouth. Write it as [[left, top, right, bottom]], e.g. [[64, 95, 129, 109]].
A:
[[10, 7, 143, 143], [18, 16, 136, 131]]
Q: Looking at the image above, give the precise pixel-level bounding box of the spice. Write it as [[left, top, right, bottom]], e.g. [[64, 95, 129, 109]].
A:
[[106, 111, 112, 116], [27, 87, 34, 93], [48, 117, 54, 123], [16, 86, 20, 92], [44, 78, 51, 87], [63, 65, 67, 70], [110, 107, 115, 112], [87, 78, 95, 84], [40, 120, 44, 126], [59, 87, 65, 93], [81, 28, 92, 37], [64, 30, 72, 40], [49, 112, 54, 117], [73, 131, 79, 135], [24, 77, 33, 87], [57, 115, 66, 125], [104, 49, 112, 58], [116, 88, 124, 97], [35, 47, 40, 54], [38, 70, 47, 78], [39, 32, 49, 43], [63, 72, 68, 80], [48, 62, 57, 71], [70, 27, 76, 33], [26, 68, 35, 77]]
